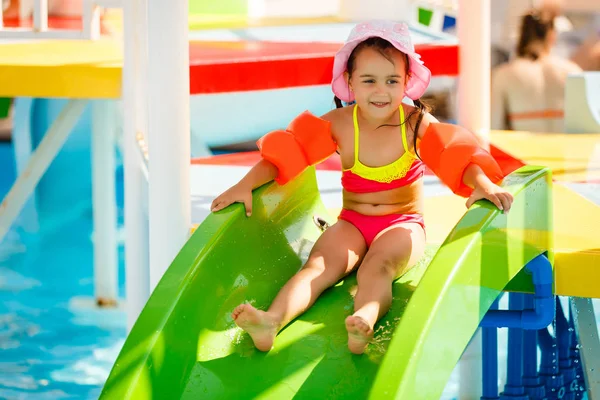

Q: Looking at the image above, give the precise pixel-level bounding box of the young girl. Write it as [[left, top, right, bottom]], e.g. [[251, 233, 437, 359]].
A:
[[211, 20, 514, 355]]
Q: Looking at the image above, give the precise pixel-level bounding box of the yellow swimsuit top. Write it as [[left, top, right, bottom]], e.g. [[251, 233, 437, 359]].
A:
[[343, 104, 417, 183]]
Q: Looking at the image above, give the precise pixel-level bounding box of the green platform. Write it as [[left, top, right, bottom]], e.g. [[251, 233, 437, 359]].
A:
[[100, 165, 552, 399]]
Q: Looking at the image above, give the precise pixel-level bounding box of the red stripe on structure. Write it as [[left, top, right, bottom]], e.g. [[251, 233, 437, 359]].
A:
[[187, 41, 458, 94]]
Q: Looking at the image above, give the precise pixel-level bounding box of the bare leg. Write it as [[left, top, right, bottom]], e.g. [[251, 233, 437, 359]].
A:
[[347, 223, 425, 354], [233, 220, 366, 351]]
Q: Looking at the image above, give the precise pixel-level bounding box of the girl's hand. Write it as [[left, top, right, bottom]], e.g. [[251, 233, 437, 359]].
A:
[[465, 181, 514, 213], [211, 183, 253, 217]]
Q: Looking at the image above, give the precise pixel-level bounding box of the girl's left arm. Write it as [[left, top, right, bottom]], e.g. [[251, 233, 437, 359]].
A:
[[461, 164, 514, 212], [417, 113, 514, 213]]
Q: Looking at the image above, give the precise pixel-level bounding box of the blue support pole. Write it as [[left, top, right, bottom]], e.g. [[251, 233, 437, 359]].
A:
[[556, 298, 577, 399], [479, 253, 556, 400], [522, 294, 546, 400], [480, 254, 554, 330], [500, 293, 528, 400], [482, 298, 500, 400]]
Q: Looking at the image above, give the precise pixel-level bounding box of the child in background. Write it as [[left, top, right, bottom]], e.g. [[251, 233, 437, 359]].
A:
[[212, 20, 513, 354]]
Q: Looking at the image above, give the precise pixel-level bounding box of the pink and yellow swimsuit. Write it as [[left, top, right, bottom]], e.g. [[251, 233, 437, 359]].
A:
[[338, 104, 425, 247]]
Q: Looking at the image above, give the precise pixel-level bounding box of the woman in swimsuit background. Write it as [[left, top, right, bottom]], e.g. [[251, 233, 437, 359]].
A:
[[211, 20, 514, 355]]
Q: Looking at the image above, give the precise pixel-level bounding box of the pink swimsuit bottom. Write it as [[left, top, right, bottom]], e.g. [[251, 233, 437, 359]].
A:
[[338, 209, 425, 248]]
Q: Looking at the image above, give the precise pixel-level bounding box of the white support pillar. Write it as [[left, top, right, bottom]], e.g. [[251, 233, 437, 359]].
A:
[[147, 0, 191, 291], [457, 0, 490, 141], [122, 0, 150, 331], [91, 100, 118, 306], [82, 0, 101, 40], [33, 0, 48, 32]]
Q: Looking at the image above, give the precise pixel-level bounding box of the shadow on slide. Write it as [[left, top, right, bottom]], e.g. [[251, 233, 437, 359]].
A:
[[99, 165, 552, 400]]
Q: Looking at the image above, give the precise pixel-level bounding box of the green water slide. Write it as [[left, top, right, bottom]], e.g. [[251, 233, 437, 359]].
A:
[[100, 165, 552, 400]]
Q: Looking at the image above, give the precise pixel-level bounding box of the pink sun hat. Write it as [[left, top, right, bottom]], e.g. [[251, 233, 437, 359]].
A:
[[332, 20, 432, 102]]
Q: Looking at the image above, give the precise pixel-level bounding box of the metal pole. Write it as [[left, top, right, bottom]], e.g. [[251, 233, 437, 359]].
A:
[[147, 0, 191, 291], [571, 297, 600, 399]]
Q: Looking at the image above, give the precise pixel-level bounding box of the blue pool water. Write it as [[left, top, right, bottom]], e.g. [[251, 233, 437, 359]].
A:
[[1, 139, 599, 399], [0, 143, 127, 399]]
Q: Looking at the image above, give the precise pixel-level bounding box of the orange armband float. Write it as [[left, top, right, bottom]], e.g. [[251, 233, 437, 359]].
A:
[[419, 123, 505, 197], [256, 111, 337, 185]]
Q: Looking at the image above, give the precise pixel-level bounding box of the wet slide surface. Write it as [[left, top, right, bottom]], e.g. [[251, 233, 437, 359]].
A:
[[100, 165, 552, 399]]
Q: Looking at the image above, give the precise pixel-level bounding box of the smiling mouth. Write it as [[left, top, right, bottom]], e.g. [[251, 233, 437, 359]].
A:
[[371, 101, 390, 108]]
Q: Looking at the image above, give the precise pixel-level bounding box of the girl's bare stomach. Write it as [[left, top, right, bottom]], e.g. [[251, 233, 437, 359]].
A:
[[342, 178, 424, 216]]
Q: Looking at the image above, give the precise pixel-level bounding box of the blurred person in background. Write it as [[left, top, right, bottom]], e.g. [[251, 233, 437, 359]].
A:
[[490, 0, 567, 67], [491, 8, 582, 133]]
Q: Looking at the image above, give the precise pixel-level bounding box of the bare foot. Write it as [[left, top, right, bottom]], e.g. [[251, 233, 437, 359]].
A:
[[345, 315, 374, 354], [232, 304, 279, 352]]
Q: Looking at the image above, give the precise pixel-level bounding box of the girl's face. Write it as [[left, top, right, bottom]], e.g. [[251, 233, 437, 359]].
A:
[[346, 47, 409, 118]]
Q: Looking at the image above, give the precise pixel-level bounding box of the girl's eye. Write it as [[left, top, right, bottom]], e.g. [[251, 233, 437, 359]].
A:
[[363, 80, 375, 84], [387, 80, 398, 84]]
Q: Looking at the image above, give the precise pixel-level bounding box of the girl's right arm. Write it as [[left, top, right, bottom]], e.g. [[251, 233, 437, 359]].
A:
[[210, 159, 278, 217], [211, 109, 338, 217]]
